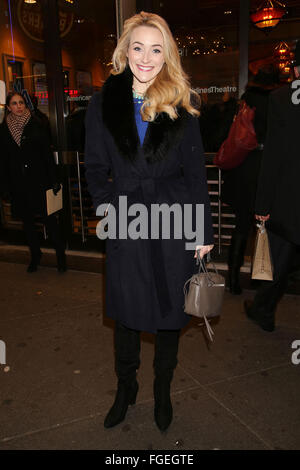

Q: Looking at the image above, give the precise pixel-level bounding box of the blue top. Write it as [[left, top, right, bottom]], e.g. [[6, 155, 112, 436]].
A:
[[133, 98, 149, 145]]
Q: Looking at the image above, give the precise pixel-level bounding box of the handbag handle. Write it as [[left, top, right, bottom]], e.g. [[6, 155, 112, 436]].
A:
[[183, 258, 215, 297], [184, 252, 212, 296], [183, 252, 224, 297], [196, 253, 225, 287], [183, 254, 211, 298], [183, 276, 193, 298], [196, 251, 217, 275]]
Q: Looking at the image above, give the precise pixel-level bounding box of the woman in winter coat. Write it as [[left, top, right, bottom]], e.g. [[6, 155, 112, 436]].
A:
[[0, 92, 66, 273], [84, 11, 214, 431], [222, 66, 280, 294]]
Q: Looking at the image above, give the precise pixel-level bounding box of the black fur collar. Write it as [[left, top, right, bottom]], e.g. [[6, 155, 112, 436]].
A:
[[102, 67, 189, 163]]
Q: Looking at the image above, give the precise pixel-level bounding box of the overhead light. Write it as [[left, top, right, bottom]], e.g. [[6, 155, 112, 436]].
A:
[[65, 0, 74, 3], [24, 0, 37, 4], [274, 41, 293, 74], [250, 0, 286, 33], [274, 40, 290, 58]]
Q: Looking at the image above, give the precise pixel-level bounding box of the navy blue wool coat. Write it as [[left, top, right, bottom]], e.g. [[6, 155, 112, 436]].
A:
[[84, 68, 213, 333]]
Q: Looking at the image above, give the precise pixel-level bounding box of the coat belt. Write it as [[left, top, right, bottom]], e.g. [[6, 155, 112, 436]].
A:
[[114, 174, 182, 197], [114, 175, 183, 318]]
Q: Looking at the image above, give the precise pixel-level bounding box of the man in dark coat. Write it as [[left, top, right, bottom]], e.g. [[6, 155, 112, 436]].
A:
[[244, 40, 300, 332]]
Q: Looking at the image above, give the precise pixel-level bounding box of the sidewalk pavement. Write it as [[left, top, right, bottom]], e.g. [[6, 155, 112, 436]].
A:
[[0, 259, 299, 450]]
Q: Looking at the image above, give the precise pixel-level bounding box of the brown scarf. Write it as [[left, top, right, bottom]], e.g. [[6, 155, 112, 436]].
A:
[[6, 108, 31, 146]]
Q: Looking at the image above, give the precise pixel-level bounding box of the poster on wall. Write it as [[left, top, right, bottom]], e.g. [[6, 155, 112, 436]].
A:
[[32, 62, 49, 116], [17, 0, 74, 43]]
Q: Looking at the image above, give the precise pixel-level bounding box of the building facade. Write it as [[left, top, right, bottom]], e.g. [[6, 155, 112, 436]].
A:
[[1, 0, 300, 250]]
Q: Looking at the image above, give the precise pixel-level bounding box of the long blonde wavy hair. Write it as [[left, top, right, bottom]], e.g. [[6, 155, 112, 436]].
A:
[[112, 11, 200, 121]]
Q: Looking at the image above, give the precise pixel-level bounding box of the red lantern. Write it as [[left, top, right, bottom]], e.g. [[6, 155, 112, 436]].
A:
[[251, 0, 286, 32], [274, 41, 290, 58], [274, 42, 293, 76]]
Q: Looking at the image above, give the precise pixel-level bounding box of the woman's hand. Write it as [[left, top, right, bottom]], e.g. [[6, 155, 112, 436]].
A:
[[194, 245, 214, 259]]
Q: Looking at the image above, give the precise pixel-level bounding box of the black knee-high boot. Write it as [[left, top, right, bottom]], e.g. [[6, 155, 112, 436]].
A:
[[153, 329, 180, 432], [228, 233, 247, 295], [104, 322, 141, 428]]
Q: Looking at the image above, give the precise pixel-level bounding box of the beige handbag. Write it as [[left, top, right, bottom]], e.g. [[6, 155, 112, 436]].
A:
[[184, 256, 225, 341], [251, 221, 273, 281]]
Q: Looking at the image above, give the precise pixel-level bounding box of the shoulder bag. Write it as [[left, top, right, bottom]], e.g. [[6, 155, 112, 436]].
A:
[[213, 101, 258, 170]]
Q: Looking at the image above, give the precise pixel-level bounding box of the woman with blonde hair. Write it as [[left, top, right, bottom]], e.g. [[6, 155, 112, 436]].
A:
[[85, 11, 213, 431]]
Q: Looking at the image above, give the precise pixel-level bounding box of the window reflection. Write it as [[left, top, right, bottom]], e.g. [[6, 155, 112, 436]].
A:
[[60, 0, 116, 151], [158, 0, 240, 152], [250, 0, 300, 84]]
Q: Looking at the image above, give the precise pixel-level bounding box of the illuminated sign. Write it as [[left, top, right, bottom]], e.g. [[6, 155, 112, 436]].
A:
[[34, 89, 80, 100]]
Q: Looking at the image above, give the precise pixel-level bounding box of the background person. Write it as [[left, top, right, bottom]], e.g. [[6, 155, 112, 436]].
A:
[[245, 41, 300, 332], [66, 97, 88, 154], [199, 92, 238, 153], [85, 12, 213, 432], [0, 92, 66, 273], [30, 94, 51, 138], [221, 65, 280, 294]]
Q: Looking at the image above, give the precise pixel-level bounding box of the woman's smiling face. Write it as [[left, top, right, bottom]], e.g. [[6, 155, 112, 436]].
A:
[[127, 25, 165, 93]]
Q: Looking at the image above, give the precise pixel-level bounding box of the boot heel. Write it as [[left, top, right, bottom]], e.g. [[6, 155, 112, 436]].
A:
[[104, 380, 138, 428], [154, 380, 173, 432], [129, 381, 138, 405]]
